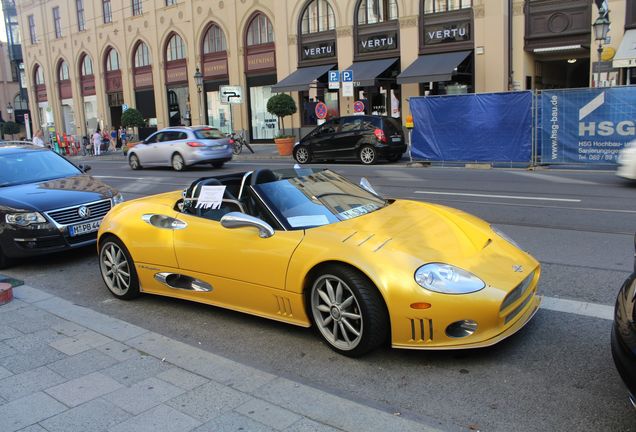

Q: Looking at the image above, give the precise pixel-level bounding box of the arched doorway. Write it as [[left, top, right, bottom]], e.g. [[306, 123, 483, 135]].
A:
[[57, 59, 76, 136], [79, 53, 98, 134], [33, 64, 53, 132], [104, 46, 124, 128], [164, 32, 189, 126], [132, 41, 157, 139], [201, 22, 232, 133]]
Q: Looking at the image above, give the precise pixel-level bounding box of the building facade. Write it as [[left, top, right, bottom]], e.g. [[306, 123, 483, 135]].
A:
[[16, 0, 634, 142]]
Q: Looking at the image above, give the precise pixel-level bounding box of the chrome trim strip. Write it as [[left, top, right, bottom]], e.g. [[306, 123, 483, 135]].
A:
[[249, 187, 287, 231], [373, 238, 392, 252], [342, 232, 357, 243], [142, 214, 188, 230], [357, 234, 374, 246], [238, 171, 254, 200], [44, 198, 112, 230]]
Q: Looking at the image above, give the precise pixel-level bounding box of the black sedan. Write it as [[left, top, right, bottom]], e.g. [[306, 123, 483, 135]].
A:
[[611, 233, 636, 409], [0, 143, 122, 268], [293, 115, 406, 165]]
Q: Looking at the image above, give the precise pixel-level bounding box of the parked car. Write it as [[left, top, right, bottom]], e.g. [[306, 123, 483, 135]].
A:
[[97, 167, 540, 357], [0, 143, 123, 268], [127, 126, 233, 171], [293, 115, 406, 165], [617, 141, 636, 180], [611, 233, 636, 409]]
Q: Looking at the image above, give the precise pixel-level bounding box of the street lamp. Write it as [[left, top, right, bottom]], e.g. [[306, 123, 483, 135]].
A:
[[592, 13, 611, 88], [193, 67, 204, 125], [6, 103, 13, 120]]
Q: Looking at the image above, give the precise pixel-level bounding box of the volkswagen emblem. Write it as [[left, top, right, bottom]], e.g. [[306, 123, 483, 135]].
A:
[[513, 265, 523, 273], [78, 206, 91, 219]]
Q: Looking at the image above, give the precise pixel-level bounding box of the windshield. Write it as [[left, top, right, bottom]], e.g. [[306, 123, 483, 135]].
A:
[[253, 170, 387, 230], [0, 150, 81, 187], [194, 128, 225, 140]]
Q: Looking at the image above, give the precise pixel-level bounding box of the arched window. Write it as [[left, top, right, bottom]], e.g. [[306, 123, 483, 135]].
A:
[[34, 65, 45, 85], [246, 13, 274, 46], [424, 0, 472, 14], [166, 34, 186, 61], [202, 24, 227, 54], [301, 0, 335, 34], [105, 48, 120, 71], [357, 0, 398, 25], [13, 94, 28, 110], [58, 61, 69, 81], [134, 42, 151, 67], [81, 55, 93, 76]]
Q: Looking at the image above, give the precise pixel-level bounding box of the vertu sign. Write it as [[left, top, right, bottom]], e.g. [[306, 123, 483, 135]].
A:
[[424, 22, 471, 45], [301, 41, 336, 61], [358, 32, 398, 53]]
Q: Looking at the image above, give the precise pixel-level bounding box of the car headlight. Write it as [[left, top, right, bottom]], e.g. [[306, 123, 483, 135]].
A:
[[112, 193, 124, 206], [415, 263, 485, 294], [491, 225, 521, 249], [5, 212, 47, 226]]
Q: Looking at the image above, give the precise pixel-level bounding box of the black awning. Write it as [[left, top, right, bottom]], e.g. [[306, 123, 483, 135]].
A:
[[271, 64, 336, 93], [343, 58, 398, 87], [397, 51, 471, 84]]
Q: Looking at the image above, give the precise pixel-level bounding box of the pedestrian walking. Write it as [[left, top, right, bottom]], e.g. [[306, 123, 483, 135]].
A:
[[110, 128, 117, 151], [92, 129, 102, 156], [32, 130, 45, 148], [117, 126, 123, 149], [120, 127, 127, 149]]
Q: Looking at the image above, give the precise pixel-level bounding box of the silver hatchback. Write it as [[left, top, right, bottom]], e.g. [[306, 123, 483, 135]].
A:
[[128, 126, 233, 171]]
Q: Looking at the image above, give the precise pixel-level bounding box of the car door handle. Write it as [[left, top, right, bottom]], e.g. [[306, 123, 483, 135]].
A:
[[142, 214, 187, 230]]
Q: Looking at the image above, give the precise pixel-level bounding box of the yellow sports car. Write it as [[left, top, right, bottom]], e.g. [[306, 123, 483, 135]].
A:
[[97, 168, 541, 357]]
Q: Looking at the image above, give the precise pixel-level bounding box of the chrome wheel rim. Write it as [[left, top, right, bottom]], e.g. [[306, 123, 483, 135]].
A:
[[360, 147, 375, 164], [100, 242, 132, 296], [129, 155, 139, 169], [311, 275, 363, 351], [172, 154, 184, 170], [296, 147, 309, 163]]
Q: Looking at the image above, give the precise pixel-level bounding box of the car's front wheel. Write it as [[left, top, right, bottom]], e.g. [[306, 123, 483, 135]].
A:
[[99, 237, 140, 300], [172, 153, 186, 171], [359, 146, 377, 165], [309, 265, 388, 357], [293, 145, 312, 164], [129, 154, 142, 170]]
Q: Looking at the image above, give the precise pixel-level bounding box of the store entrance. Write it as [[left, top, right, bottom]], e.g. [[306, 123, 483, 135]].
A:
[[167, 87, 189, 126], [535, 58, 590, 89]]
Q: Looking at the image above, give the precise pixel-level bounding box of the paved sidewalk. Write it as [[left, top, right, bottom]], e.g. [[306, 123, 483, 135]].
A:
[[0, 284, 444, 432]]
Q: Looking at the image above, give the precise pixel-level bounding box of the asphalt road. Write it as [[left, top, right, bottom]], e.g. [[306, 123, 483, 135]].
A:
[[4, 155, 636, 431]]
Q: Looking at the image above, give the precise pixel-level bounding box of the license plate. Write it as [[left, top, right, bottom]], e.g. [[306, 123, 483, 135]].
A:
[[391, 137, 402, 142], [69, 220, 101, 236]]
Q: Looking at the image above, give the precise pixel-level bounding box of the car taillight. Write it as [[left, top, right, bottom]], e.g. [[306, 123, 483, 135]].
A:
[[187, 142, 204, 147], [374, 128, 387, 143], [229, 139, 235, 144]]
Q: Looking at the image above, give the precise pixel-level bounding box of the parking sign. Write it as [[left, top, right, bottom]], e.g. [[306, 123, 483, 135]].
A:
[[342, 70, 353, 82], [328, 71, 340, 90], [342, 70, 354, 97]]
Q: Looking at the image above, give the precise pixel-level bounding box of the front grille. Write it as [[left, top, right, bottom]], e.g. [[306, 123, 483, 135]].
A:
[[500, 271, 535, 312], [505, 291, 535, 324], [46, 199, 112, 225], [409, 318, 434, 343]]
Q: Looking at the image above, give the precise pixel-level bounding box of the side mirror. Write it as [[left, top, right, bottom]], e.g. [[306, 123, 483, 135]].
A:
[[220, 212, 274, 238], [79, 164, 92, 172], [359, 177, 378, 195]]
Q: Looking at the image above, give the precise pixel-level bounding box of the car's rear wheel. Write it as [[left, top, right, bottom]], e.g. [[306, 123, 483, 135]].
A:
[[308, 265, 388, 357], [359, 146, 377, 165], [386, 153, 402, 163], [99, 237, 140, 300], [172, 153, 185, 171], [293, 145, 312, 164], [129, 154, 142, 170], [211, 161, 224, 168]]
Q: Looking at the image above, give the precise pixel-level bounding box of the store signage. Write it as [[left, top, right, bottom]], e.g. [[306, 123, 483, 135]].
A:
[[105, 71, 123, 92], [220, 85, 243, 104], [424, 22, 471, 45], [328, 71, 340, 90], [203, 58, 228, 78], [81, 77, 96, 96], [358, 32, 398, 53], [133, 71, 153, 89], [301, 41, 336, 61], [59, 81, 72, 99], [36, 84, 47, 102], [246, 51, 276, 72], [166, 66, 188, 85]]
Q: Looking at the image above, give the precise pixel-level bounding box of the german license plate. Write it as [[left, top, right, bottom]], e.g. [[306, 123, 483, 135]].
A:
[[391, 137, 401, 142], [69, 220, 101, 236]]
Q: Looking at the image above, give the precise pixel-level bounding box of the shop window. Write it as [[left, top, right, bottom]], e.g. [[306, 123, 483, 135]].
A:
[[134, 42, 151, 67], [58, 61, 69, 81], [357, 0, 398, 25], [301, 0, 335, 34], [203, 25, 227, 53], [81, 55, 93, 76], [423, 0, 472, 15], [247, 14, 274, 46], [105, 48, 120, 71], [13, 94, 28, 110], [166, 34, 186, 61], [205, 91, 232, 134], [300, 90, 339, 127], [249, 85, 277, 139]]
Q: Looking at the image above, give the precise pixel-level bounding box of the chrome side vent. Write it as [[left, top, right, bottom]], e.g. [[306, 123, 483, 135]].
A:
[[409, 318, 433, 343], [154, 273, 212, 292], [274, 296, 293, 317]]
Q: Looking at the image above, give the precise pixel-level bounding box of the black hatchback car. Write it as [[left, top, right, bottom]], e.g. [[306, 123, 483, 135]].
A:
[[611, 233, 636, 409], [293, 115, 406, 165], [0, 144, 122, 268]]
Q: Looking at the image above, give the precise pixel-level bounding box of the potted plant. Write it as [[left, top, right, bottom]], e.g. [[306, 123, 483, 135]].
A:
[[266, 93, 297, 156]]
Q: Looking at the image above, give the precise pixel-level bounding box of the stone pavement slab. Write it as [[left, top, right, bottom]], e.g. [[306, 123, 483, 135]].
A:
[[107, 404, 202, 432], [39, 398, 131, 432], [0, 392, 66, 432], [44, 372, 123, 407], [103, 377, 185, 415]]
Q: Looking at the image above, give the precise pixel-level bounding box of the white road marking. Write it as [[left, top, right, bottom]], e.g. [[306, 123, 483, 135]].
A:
[[541, 296, 613, 320], [414, 191, 581, 202], [93, 175, 144, 180], [508, 171, 599, 185]]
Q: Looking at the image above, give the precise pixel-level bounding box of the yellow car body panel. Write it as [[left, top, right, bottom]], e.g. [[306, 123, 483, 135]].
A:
[[99, 192, 540, 350]]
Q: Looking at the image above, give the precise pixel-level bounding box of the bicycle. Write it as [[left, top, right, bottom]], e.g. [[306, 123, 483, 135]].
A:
[[229, 130, 255, 155]]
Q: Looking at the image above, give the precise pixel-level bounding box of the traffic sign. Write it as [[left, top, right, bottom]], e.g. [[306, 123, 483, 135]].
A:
[[353, 101, 365, 113], [328, 71, 340, 90], [122, 104, 129, 112], [220, 85, 243, 104], [315, 102, 328, 120], [342, 70, 353, 82]]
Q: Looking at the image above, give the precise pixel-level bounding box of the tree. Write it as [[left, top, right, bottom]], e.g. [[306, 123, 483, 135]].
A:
[[266, 93, 297, 137], [2, 121, 20, 139], [120, 108, 146, 129]]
